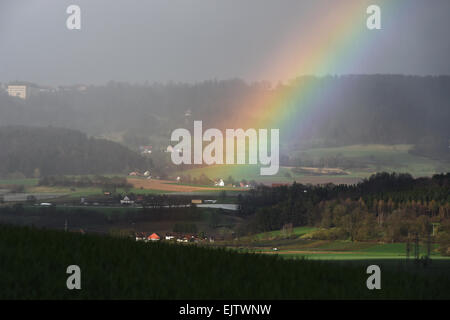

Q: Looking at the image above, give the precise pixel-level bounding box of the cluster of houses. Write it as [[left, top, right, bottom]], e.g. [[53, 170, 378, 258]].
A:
[[135, 232, 215, 243]]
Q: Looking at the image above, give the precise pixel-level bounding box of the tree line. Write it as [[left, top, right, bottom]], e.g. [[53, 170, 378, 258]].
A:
[[237, 172, 450, 254]]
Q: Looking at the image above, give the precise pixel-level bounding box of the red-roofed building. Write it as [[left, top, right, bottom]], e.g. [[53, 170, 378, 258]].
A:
[[148, 233, 160, 241]]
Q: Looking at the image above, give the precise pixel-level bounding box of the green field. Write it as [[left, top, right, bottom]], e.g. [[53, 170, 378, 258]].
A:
[[1, 224, 449, 299], [176, 164, 293, 183], [226, 224, 449, 261], [232, 239, 450, 261], [176, 144, 449, 184], [0, 178, 39, 186], [0, 180, 171, 200], [293, 144, 449, 178]]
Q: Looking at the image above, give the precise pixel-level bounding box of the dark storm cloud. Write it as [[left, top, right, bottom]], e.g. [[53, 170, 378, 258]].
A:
[[0, 0, 449, 85]]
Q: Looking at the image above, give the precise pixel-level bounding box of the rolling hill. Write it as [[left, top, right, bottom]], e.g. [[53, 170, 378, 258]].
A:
[[0, 126, 151, 178]]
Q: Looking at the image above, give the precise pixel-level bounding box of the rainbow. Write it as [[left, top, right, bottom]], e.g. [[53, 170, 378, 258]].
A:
[[238, 0, 399, 135]]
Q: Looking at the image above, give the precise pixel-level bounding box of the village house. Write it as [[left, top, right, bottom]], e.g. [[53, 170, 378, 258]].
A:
[[165, 233, 176, 240], [148, 233, 161, 241], [214, 179, 225, 187], [120, 196, 135, 205], [176, 237, 189, 243], [135, 233, 146, 241], [166, 145, 174, 153], [139, 146, 152, 155]]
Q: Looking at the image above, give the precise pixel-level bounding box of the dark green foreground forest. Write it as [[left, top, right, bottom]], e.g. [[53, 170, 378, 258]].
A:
[[1, 225, 449, 299]]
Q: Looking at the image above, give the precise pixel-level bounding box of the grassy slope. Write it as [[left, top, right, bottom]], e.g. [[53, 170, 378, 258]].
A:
[[1, 225, 449, 299]]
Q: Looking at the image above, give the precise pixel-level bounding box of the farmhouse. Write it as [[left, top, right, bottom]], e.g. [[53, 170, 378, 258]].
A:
[[165, 233, 176, 240]]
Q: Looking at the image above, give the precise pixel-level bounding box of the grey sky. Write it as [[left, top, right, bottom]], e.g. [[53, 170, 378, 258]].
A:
[[1, 0, 449, 85]]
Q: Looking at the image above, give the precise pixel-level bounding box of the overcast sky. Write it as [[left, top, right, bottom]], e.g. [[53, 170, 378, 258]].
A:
[[1, 0, 449, 85]]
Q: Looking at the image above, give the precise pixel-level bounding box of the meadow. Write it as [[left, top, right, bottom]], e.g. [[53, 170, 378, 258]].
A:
[[177, 144, 449, 184], [294, 144, 448, 177], [0, 177, 172, 202], [240, 241, 449, 261], [1, 224, 449, 299], [0, 177, 245, 202]]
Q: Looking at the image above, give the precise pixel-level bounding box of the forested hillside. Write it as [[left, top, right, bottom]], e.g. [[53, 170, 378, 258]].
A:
[[1, 75, 449, 155], [1, 224, 449, 299], [0, 126, 151, 178], [238, 172, 450, 251]]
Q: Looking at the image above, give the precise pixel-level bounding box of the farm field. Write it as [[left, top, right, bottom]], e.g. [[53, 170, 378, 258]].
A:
[[292, 144, 449, 178], [1, 145, 447, 193], [0, 177, 177, 202], [176, 164, 362, 185], [128, 177, 245, 193], [1, 224, 449, 299], [177, 144, 449, 185], [231, 239, 450, 261]]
